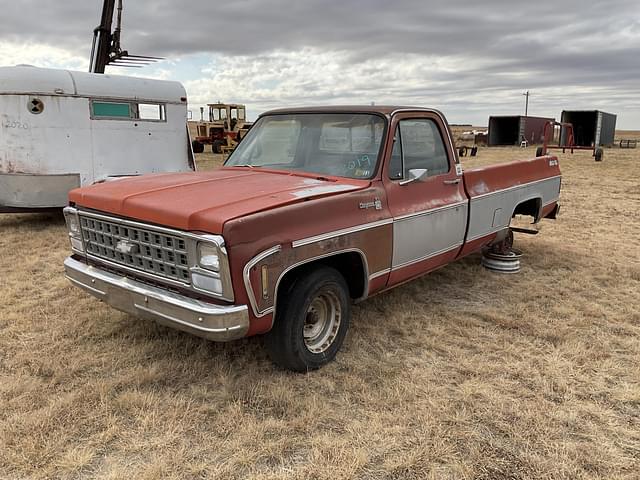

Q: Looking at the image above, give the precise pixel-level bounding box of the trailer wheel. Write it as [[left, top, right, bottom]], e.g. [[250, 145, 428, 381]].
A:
[[192, 140, 204, 154], [265, 266, 351, 372], [535, 146, 544, 157], [594, 148, 603, 162]]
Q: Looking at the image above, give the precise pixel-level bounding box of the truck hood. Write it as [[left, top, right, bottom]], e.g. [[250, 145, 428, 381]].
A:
[[69, 167, 369, 232]]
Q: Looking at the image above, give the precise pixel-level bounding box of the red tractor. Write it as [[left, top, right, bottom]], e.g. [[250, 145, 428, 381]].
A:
[[192, 103, 252, 154]]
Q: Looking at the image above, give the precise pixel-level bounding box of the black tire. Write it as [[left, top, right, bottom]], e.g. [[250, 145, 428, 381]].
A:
[[458, 146, 466, 157], [535, 146, 544, 157], [594, 147, 603, 162], [192, 140, 204, 154], [212, 140, 223, 154], [265, 266, 351, 372]]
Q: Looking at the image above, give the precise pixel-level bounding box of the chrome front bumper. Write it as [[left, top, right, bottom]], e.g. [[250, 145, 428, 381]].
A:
[[64, 257, 249, 341]]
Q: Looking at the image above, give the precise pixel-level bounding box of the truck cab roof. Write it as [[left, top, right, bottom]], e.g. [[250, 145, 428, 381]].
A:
[[261, 105, 445, 117]]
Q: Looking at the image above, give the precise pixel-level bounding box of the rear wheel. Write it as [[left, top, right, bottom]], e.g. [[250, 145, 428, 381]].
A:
[[212, 140, 224, 154], [192, 140, 204, 154], [535, 146, 544, 157], [265, 266, 351, 372], [595, 147, 603, 162]]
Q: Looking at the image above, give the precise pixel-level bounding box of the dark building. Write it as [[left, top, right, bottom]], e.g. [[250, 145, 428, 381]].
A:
[[560, 110, 617, 147], [488, 116, 554, 146]]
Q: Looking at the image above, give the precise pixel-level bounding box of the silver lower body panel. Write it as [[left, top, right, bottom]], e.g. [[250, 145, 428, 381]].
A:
[[0, 172, 80, 211], [64, 257, 249, 341]]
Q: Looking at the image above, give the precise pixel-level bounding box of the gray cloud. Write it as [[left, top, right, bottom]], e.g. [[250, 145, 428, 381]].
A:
[[1, 0, 639, 126]]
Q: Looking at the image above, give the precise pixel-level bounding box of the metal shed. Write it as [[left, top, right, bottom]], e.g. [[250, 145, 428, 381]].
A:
[[488, 115, 554, 146], [560, 110, 617, 147]]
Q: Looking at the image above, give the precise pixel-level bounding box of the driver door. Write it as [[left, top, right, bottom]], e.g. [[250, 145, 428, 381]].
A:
[[383, 112, 468, 285]]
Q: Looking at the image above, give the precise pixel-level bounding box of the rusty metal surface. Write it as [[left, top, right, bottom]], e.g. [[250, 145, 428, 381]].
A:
[[488, 116, 555, 146]]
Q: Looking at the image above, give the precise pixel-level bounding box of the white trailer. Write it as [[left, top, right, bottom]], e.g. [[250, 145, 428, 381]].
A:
[[0, 66, 195, 212]]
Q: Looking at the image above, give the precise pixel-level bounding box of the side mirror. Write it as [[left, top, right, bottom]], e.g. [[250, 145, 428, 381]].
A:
[[399, 168, 428, 186]]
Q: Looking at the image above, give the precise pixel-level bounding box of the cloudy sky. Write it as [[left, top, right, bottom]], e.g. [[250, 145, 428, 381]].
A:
[[1, 0, 639, 127]]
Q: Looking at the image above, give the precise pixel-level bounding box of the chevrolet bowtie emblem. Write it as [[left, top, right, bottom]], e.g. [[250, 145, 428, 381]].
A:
[[115, 239, 138, 255]]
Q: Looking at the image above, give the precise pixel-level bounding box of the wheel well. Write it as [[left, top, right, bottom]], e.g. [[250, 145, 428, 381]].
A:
[[512, 197, 541, 222], [277, 252, 367, 303]]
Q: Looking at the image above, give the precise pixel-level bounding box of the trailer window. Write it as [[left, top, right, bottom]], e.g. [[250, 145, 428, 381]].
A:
[[92, 101, 131, 119], [137, 103, 166, 121]]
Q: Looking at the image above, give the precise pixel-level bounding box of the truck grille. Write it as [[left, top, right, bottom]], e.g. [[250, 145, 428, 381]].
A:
[[79, 215, 191, 284]]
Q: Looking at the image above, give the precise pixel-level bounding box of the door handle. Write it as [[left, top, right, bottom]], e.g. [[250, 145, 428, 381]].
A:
[[443, 179, 460, 185]]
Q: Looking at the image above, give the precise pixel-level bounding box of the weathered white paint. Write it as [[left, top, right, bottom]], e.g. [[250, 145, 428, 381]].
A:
[[0, 66, 193, 210]]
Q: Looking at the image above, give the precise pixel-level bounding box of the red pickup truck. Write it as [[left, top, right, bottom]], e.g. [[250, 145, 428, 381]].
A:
[[63, 106, 561, 371]]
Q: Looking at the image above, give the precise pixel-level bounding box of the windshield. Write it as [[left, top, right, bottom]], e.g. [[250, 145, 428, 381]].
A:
[[225, 113, 386, 179]]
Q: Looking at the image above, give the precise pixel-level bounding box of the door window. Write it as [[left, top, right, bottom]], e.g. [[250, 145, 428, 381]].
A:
[[389, 118, 449, 180]]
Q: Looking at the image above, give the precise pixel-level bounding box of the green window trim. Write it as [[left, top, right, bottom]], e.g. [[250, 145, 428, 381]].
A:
[[91, 101, 132, 119]]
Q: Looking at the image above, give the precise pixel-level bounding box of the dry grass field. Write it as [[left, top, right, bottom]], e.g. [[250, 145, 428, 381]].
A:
[[1, 137, 639, 479]]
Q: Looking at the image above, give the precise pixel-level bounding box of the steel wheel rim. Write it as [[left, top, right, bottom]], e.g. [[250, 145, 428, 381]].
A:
[[303, 289, 342, 354]]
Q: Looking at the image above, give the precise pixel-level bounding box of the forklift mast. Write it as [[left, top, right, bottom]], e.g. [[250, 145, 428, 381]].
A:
[[89, 0, 161, 73]]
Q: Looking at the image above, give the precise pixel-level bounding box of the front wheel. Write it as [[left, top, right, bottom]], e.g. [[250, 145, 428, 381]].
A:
[[265, 266, 351, 372]]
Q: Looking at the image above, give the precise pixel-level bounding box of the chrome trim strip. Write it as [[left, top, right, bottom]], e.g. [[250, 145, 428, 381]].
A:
[[77, 208, 224, 242], [393, 200, 467, 221], [243, 245, 282, 318], [291, 218, 393, 248], [270, 248, 370, 324], [369, 268, 391, 280], [391, 242, 463, 271], [133, 303, 246, 335], [470, 175, 562, 200]]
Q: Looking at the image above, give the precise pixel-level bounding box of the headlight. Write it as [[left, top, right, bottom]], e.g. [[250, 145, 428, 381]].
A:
[[198, 242, 220, 271], [193, 239, 231, 299], [63, 207, 84, 253]]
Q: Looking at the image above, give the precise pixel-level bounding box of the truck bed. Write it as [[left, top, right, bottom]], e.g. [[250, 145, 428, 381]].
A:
[[461, 155, 561, 250]]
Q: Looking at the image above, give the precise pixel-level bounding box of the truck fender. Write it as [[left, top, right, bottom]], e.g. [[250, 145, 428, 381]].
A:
[[244, 247, 369, 325]]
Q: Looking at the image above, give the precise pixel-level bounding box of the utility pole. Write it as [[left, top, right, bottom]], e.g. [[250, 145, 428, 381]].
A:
[[522, 90, 530, 117]]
